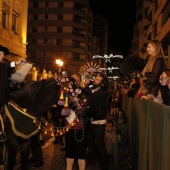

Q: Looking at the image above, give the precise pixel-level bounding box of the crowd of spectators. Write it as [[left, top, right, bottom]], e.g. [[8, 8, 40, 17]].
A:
[[2, 39, 170, 170]]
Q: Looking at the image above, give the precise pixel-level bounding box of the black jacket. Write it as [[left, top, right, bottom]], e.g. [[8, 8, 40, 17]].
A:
[[127, 82, 140, 98], [160, 85, 170, 105], [82, 86, 108, 121], [0, 61, 12, 105], [143, 57, 166, 96]]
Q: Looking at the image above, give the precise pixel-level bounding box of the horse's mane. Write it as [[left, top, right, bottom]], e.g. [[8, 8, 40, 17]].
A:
[[10, 78, 60, 117]]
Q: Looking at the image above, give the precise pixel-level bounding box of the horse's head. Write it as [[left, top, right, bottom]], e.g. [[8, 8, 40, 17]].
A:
[[10, 78, 60, 118]]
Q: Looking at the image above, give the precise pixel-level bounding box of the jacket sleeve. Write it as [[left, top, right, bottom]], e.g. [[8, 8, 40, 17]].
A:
[[140, 57, 165, 94], [127, 89, 136, 97]]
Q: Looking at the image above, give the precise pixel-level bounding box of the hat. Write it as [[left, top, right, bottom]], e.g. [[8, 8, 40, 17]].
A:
[[0, 45, 9, 55]]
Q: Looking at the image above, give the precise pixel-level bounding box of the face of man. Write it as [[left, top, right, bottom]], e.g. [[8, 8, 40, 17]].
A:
[[93, 75, 103, 87], [71, 74, 81, 87], [106, 123, 113, 133], [159, 72, 167, 86], [0, 51, 5, 61]]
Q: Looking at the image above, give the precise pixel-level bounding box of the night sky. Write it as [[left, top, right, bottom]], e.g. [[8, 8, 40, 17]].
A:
[[89, 0, 136, 57]]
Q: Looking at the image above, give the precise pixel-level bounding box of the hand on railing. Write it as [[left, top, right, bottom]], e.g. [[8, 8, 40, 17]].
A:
[[135, 92, 143, 99]]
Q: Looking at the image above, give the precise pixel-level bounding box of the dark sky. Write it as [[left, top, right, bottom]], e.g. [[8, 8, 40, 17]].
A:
[[89, 0, 136, 57]]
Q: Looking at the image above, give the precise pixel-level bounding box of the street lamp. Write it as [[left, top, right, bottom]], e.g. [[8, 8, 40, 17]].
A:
[[56, 59, 63, 73]]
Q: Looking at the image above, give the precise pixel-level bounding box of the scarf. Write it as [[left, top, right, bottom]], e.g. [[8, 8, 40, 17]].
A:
[[141, 57, 156, 78]]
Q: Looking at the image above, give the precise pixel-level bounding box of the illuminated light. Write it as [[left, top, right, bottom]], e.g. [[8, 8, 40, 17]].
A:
[[56, 59, 63, 72]]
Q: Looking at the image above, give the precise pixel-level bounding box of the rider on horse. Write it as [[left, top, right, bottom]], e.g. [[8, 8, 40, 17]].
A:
[[0, 45, 23, 142]]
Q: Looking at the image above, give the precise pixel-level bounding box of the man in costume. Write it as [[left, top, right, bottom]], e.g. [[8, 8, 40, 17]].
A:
[[82, 73, 109, 170], [0, 45, 23, 142]]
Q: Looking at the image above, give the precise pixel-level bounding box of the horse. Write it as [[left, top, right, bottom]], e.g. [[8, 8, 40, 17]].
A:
[[0, 78, 60, 170]]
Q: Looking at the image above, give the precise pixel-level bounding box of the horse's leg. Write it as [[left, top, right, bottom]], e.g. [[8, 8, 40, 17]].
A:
[[0, 143, 5, 167], [6, 141, 18, 170], [20, 139, 32, 170]]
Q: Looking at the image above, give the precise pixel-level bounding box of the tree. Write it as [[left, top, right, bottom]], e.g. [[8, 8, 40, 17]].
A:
[[120, 55, 146, 78]]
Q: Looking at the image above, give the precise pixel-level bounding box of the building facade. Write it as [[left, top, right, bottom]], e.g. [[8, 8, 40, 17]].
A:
[[131, 0, 170, 67], [27, 0, 108, 75], [27, 0, 92, 74], [0, 0, 28, 61]]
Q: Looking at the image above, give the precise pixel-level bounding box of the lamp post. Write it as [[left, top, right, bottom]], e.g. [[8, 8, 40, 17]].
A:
[[56, 59, 63, 73]]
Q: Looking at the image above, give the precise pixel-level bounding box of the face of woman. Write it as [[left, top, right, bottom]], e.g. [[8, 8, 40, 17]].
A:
[[0, 51, 5, 61], [118, 111, 123, 118], [146, 43, 156, 56], [159, 72, 167, 86], [131, 79, 136, 84]]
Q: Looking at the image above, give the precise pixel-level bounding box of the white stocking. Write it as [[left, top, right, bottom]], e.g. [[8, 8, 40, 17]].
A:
[[66, 158, 74, 170], [78, 159, 86, 170]]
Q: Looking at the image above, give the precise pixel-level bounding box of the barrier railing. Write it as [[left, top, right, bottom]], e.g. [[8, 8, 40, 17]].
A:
[[121, 95, 170, 170]]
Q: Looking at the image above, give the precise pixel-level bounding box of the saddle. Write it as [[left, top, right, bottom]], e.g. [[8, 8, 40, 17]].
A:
[[4, 101, 39, 139]]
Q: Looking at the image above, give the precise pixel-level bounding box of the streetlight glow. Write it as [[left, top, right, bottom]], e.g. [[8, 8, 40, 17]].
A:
[[56, 59, 63, 73]]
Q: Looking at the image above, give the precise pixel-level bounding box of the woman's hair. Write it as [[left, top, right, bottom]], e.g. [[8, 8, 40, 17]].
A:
[[131, 77, 139, 83], [118, 110, 127, 123], [148, 39, 167, 65]]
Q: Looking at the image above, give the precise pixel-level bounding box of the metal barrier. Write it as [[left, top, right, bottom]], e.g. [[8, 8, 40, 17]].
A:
[[121, 95, 170, 170]]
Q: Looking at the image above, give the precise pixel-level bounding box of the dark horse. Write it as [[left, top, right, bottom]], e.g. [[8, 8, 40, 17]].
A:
[[0, 78, 60, 170]]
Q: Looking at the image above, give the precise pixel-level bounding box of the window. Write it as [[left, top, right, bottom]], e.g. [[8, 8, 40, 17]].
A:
[[72, 54, 79, 61], [58, 15, 63, 20], [57, 27, 62, 32], [33, 2, 39, 8], [10, 1, 21, 34], [45, 14, 48, 19], [2, 12, 8, 28], [44, 26, 48, 31], [44, 39, 47, 44], [33, 15, 38, 20], [32, 27, 37, 32], [2, 1, 10, 29], [12, 11, 19, 34], [58, 2, 64, 8], [43, 51, 46, 57], [31, 39, 37, 44], [57, 39, 62, 45]]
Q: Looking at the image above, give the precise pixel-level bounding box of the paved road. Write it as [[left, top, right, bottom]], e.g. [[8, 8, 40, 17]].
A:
[[13, 111, 132, 170], [13, 134, 132, 170], [14, 135, 102, 170]]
